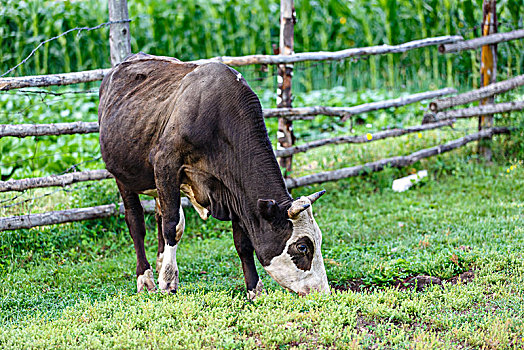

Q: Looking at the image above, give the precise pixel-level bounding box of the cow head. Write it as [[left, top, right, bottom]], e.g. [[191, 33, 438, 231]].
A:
[[257, 190, 329, 295]]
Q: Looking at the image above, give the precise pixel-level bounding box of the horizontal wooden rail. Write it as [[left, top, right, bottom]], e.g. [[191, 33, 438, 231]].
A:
[[0, 170, 112, 192], [0, 89, 456, 138], [192, 36, 463, 66], [429, 74, 524, 112], [0, 36, 462, 91], [0, 121, 99, 138], [275, 120, 453, 157], [264, 88, 457, 120], [0, 69, 109, 91], [423, 100, 524, 123], [439, 29, 524, 54], [0, 198, 191, 231], [285, 127, 510, 188]]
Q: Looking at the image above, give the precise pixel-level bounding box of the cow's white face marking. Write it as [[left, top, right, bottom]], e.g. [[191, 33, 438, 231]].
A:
[[263, 197, 330, 295]]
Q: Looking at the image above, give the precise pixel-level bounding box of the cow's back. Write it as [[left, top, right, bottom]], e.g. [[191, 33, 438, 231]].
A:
[[98, 53, 198, 190]]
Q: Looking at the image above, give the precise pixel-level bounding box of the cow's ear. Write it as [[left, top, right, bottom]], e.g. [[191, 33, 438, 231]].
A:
[[258, 199, 279, 220]]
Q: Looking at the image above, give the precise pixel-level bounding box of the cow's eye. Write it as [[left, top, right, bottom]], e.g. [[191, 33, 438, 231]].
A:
[[297, 243, 308, 253]]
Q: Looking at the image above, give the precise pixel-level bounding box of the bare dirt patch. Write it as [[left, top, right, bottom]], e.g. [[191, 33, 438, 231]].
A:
[[332, 269, 475, 292]]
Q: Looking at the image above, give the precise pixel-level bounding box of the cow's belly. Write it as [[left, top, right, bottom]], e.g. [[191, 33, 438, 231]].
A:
[[105, 159, 156, 192]]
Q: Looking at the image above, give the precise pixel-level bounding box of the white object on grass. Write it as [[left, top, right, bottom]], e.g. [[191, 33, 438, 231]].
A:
[[392, 170, 428, 192]]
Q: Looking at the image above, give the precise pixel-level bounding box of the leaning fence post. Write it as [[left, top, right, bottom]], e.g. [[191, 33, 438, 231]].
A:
[[478, 0, 497, 161], [108, 0, 132, 67], [277, 0, 296, 177]]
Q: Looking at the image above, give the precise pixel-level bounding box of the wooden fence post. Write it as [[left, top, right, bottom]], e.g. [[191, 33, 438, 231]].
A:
[[277, 0, 296, 176], [479, 0, 497, 161], [108, 0, 132, 67]]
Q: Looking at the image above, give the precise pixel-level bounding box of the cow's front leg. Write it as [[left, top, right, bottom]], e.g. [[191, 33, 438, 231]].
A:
[[116, 180, 157, 293], [233, 221, 264, 300], [154, 161, 184, 294], [157, 205, 184, 293]]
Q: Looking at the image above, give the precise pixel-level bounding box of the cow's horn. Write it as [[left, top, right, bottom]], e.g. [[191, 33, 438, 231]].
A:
[[288, 203, 311, 219], [307, 190, 326, 204]]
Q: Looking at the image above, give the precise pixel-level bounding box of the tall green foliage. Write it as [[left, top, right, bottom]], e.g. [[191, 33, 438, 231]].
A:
[[0, 0, 523, 91]]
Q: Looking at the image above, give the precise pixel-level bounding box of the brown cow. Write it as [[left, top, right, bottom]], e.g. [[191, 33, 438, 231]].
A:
[[98, 53, 329, 298]]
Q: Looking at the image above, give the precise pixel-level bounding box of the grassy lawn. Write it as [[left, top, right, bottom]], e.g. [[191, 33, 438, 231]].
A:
[[1, 138, 523, 348], [1, 85, 523, 348]]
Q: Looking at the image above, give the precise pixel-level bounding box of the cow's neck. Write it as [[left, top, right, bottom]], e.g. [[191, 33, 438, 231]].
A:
[[226, 151, 292, 261], [225, 139, 292, 224], [218, 108, 293, 244]]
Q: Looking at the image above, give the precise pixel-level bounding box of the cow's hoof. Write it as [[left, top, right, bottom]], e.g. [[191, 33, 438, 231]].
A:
[[137, 269, 157, 293], [247, 280, 264, 300], [156, 253, 164, 273], [158, 263, 179, 294]]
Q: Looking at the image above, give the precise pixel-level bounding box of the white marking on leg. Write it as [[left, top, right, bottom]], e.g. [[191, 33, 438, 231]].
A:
[[158, 206, 184, 293], [247, 279, 264, 300], [158, 244, 179, 293], [137, 268, 157, 293]]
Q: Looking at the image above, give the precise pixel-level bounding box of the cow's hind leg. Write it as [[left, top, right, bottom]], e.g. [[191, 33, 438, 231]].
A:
[[116, 180, 156, 293], [233, 221, 264, 300]]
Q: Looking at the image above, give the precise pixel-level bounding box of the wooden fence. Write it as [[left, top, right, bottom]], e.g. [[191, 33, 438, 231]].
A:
[[0, 0, 523, 231]]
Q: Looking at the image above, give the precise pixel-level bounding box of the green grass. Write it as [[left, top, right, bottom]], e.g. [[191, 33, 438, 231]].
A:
[[1, 84, 523, 348], [1, 148, 523, 348]]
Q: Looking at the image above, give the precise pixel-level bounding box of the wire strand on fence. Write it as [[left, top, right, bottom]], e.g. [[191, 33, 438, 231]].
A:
[[1, 19, 131, 78], [60, 157, 102, 175], [15, 89, 99, 96], [1, 183, 94, 209]]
